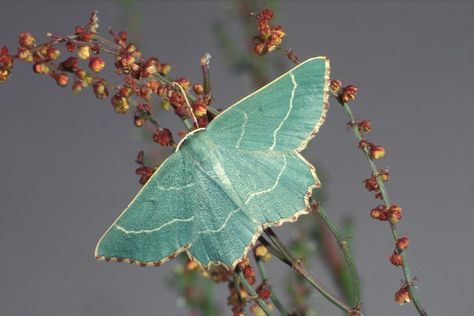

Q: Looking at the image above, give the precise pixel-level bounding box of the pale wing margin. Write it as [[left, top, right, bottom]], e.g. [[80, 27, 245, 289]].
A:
[[95, 150, 196, 267], [206, 57, 330, 152]]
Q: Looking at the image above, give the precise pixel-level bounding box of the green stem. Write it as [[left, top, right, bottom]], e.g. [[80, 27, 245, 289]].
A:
[[238, 272, 275, 316], [316, 205, 361, 308], [340, 98, 428, 316], [264, 228, 354, 315], [233, 275, 250, 316], [255, 258, 289, 316]]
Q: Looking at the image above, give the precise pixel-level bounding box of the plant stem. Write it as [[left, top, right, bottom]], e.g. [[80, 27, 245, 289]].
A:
[[315, 204, 361, 308], [340, 98, 428, 316], [238, 272, 275, 316], [254, 257, 289, 316], [264, 228, 354, 315], [233, 275, 250, 316]]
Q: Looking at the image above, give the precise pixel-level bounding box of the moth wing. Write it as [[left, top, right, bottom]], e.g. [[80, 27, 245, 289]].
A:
[[95, 150, 195, 267], [206, 57, 330, 152]]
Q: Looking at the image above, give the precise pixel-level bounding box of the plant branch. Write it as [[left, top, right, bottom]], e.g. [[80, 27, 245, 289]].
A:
[[238, 271, 275, 316], [264, 228, 355, 315], [254, 255, 289, 316], [315, 204, 361, 308], [338, 95, 428, 316]]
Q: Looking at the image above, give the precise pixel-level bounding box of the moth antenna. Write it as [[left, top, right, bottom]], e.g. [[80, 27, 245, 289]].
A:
[[172, 82, 199, 128]]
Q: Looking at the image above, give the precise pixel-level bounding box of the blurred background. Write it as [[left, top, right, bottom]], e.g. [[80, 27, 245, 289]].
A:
[[0, 1, 473, 315]]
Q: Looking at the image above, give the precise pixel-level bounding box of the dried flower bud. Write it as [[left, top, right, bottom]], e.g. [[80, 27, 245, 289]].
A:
[[185, 259, 199, 271], [340, 85, 358, 103], [193, 84, 204, 94], [77, 46, 91, 60], [19, 32, 35, 48], [72, 80, 83, 94], [363, 177, 379, 192], [55, 73, 69, 87], [330, 79, 342, 94], [89, 56, 105, 73], [256, 282, 271, 300], [152, 128, 173, 146], [33, 62, 49, 74], [358, 120, 372, 134], [17, 48, 33, 62], [111, 95, 129, 114], [394, 286, 411, 305], [0, 68, 11, 83], [396, 237, 410, 251], [370, 205, 387, 221], [139, 86, 153, 101], [47, 47, 61, 60], [60, 57, 78, 72], [134, 116, 145, 127], [92, 80, 109, 99], [358, 140, 370, 150], [389, 252, 403, 266], [176, 77, 190, 90], [253, 244, 268, 260], [160, 63, 171, 76], [192, 100, 207, 117], [377, 169, 390, 182], [387, 205, 402, 224], [254, 43, 267, 56]]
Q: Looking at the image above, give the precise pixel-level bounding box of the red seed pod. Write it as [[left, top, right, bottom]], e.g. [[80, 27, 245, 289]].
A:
[[256, 282, 271, 300], [89, 56, 105, 73], [46, 47, 61, 60], [65, 42, 76, 53], [0, 67, 11, 83], [394, 286, 411, 305], [152, 128, 173, 146], [111, 95, 129, 114], [192, 100, 207, 117], [254, 43, 267, 56], [55, 73, 69, 87], [19, 32, 35, 48], [16, 47, 32, 62], [370, 205, 387, 221], [170, 91, 185, 107], [387, 205, 402, 224], [146, 80, 161, 92], [377, 169, 391, 182], [160, 63, 171, 76], [139, 86, 153, 101], [118, 31, 128, 42], [369, 144, 385, 160], [358, 120, 372, 134], [257, 8, 274, 21], [358, 140, 371, 150], [193, 84, 204, 95], [33, 62, 49, 74], [363, 177, 379, 192], [396, 237, 410, 251], [340, 85, 358, 103], [176, 77, 191, 90], [92, 80, 109, 99], [72, 81, 83, 94], [134, 116, 145, 127], [60, 57, 78, 72], [118, 85, 134, 98], [330, 79, 342, 94], [75, 69, 87, 80], [389, 252, 403, 266]]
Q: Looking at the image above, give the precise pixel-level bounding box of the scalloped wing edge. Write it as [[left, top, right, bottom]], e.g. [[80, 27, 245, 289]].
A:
[[95, 151, 320, 272]]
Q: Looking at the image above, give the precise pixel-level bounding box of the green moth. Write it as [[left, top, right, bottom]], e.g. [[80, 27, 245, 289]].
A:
[[95, 56, 330, 270]]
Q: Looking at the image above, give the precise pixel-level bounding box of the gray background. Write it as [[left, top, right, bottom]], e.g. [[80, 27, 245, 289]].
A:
[[1, 1, 473, 315]]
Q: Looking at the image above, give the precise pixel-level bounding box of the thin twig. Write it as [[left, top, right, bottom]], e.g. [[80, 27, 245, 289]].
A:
[[338, 95, 428, 316], [238, 271, 275, 316]]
